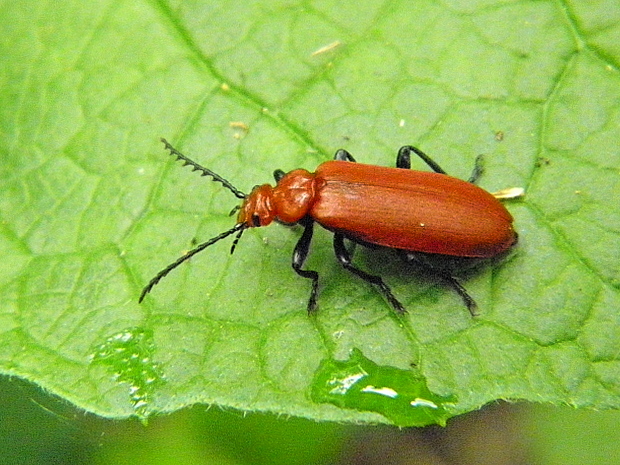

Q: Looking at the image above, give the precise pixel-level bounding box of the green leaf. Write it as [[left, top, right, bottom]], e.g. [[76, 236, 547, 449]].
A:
[[1, 0, 619, 425]]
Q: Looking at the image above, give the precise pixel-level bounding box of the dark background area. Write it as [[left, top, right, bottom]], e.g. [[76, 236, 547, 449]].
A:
[[2, 375, 619, 465]]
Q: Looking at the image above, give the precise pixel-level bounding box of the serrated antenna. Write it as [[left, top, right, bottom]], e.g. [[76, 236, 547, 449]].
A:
[[160, 138, 246, 199]]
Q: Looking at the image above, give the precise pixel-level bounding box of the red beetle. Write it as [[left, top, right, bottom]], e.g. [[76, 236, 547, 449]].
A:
[[140, 139, 517, 315]]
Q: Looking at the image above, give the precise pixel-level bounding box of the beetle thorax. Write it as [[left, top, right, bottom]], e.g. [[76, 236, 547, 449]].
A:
[[237, 169, 318, 228], [271, 169, 317, 224]]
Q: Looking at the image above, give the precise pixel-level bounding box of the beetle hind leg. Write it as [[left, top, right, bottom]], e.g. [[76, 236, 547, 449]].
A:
[[333, 234, 407, 314], [467, 155, 484, 184], [398, 146, 486, 186], [400, 252, 478, 316]]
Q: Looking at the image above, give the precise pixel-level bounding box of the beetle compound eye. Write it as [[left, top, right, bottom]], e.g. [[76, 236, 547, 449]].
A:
[[252, 214, 261, 227]]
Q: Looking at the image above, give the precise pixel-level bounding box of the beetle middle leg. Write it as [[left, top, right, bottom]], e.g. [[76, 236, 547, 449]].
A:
[[397, 146, 447, 173], [397, 146, 484, 184], [333, 233, 407, 314], [292, 217, 320, 314]]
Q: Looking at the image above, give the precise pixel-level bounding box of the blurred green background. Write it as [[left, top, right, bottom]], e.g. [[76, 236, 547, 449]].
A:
[[3, 375, 620, 465]]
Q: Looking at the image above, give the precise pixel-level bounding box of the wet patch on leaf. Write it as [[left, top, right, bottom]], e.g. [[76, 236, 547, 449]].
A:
[[311, 348, 456, 427], [90, 327, 165, 420]]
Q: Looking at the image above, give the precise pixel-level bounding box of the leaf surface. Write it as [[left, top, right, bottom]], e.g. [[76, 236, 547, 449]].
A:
[[1, 0, 619, 425]]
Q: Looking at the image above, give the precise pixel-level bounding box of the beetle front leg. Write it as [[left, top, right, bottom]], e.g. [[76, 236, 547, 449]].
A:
[[333, 234, 407, 314], [292, 218, 320, 314]]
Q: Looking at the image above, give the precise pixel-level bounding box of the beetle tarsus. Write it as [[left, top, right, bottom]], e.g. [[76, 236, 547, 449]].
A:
[[468, 155, 485, 184], [439, 272, 479, 317]]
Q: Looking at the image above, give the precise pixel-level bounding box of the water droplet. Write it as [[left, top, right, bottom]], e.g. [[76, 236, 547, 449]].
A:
[[311, 348, 456, 426]]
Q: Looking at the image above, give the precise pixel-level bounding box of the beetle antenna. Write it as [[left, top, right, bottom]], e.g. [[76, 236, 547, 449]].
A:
[[160, 138, 246, 199], [230, 227, 245, 254], [139, 223, 247, 303]]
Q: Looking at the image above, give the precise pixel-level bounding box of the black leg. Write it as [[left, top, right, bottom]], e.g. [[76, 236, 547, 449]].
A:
[[292, 218, 320, 314], [333, 233, 407, 314], [400, 252, 478, 316], [397, 146, 447, 174], [273, 169, 285, 182], [398, 146, 485, 185], [467, 154, 484, 184], [396, 146, 411, 169], [334, 149, 356, 162], [395, 146, 480, 315]]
